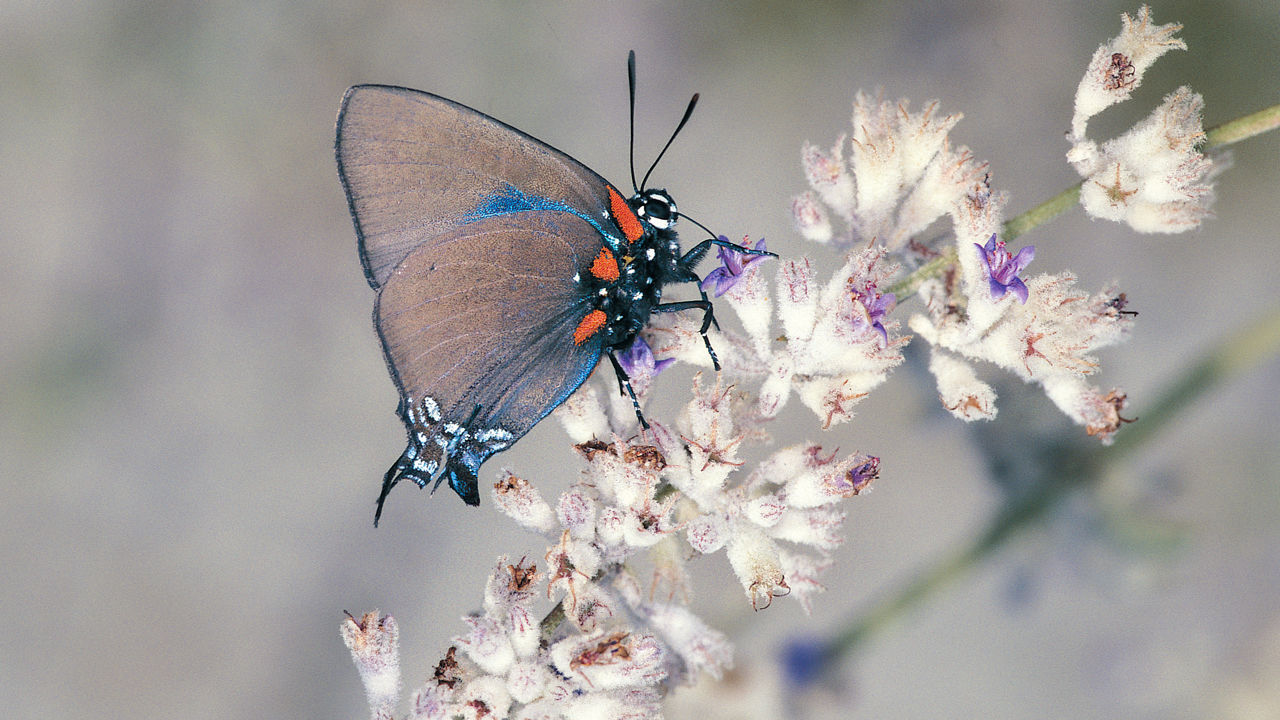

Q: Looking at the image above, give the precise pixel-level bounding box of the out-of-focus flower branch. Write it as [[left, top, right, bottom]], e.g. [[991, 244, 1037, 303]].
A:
[[815, 306, 1280, 665]]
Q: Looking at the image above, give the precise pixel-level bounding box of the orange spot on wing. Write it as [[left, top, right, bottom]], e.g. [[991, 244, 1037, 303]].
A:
[[589, 247, 620, 282], [608, 187, 644, 243], [573, 309, 608, 345]]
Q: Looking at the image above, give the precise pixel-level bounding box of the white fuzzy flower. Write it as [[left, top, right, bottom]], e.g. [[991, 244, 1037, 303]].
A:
[[725, 522, 789, 610], [341, 612, 401, 719], [670, 374, 743, 507], [483, 556, 540, 619], [458, 675, 512, 720], [492, 472, 557, 534], [791, 191, 833, 242], [408, 682, 453, 720], [800, 93, 982, 250], [927, 347, 998, 421], [554, 384, 612, 441], [801, 138, 856, 219], [550, 630, 667, 690], [505, 661, 548, 705], [1067, 7, 1213, 233], [557, 486, 598, 540], [777, 548, 835, 615], [1069, 5, 1188, 143], [684, 512, 730, 554], [455, 614, 516, 676], [912, 269, 1136, 438], [746, 247, 903, 426], [645, 602, 734, 682], [1076, 87, 1214, 233]]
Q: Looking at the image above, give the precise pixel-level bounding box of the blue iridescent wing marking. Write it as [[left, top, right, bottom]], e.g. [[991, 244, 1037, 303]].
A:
[[463, 183, 627, 252]]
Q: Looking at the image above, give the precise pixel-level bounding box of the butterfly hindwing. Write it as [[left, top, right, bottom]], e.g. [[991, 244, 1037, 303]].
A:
[[374, 210, 610, 506]]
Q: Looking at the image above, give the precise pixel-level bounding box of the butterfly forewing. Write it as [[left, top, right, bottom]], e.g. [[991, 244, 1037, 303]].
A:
[[336, 84, 618, 289]]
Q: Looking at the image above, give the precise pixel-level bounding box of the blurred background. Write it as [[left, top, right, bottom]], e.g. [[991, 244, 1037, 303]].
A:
[[2, 1, 1278, 718]]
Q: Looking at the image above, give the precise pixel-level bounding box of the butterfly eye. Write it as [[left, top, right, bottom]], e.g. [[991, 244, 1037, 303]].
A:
[[634, 189, 678, 229]]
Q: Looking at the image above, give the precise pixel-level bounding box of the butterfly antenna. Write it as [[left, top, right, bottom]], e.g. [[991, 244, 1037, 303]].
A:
[[628, 50, 639, 194], [640, 92, 699, 192]]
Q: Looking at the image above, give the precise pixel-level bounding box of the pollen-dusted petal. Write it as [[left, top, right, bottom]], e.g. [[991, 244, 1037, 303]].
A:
[[557, 487, 598, 540], [756, 354, 795, 419], [507, 604, 539, 659], [801, 138, 856, 217], [777, 548, 834, 614], [685, 513, 729, 554], [777, 257, 818, 344], [744, 492, 787, 527], [595, 505, 627, 547], [768, 507, 847, 551], [407, 681, 453, 720]]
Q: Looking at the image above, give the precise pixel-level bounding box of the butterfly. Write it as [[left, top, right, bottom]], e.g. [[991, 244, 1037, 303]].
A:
[[335, 53, 771, 524]]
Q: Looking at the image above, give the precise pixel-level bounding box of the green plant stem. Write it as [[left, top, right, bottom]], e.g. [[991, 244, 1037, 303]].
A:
[[1204, 104, 1280, 148], [539, 599, 567, 641], [824, 306, 1280, 659], [1001, 184, 1081, 243], [888, 102, 1280, 298]]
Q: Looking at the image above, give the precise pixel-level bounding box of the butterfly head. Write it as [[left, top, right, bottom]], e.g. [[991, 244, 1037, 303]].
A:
[[630, 188, 677, 230]]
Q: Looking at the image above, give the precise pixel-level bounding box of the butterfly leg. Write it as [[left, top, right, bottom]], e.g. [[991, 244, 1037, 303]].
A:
[[606, 350, 650, 429], [679, 236, 777, 268], [651, 298, 721, 371]]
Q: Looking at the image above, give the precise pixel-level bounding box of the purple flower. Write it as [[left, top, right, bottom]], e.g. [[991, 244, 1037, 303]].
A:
[[616, 335, 675, 380], [850, 280, 896, 347], [845, 456, 879, 494], [780, 635, 829, 689], [975, 234, 1035, 304], [699, 237, 771, 297]]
